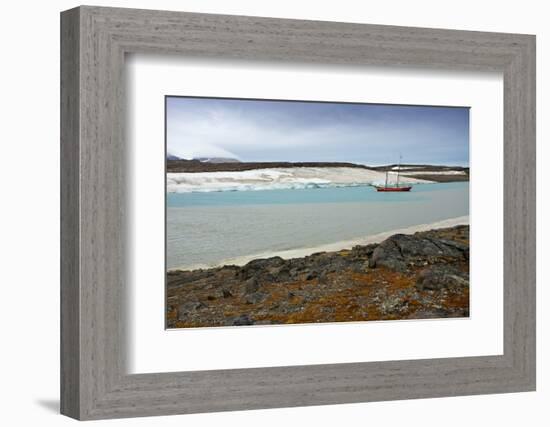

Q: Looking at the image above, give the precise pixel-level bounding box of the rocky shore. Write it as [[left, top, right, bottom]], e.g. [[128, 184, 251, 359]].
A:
[[166, 225, 470, 328]]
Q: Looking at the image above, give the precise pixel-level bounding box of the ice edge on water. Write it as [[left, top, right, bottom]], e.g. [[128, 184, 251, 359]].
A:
[[167, 167, 432, 193]]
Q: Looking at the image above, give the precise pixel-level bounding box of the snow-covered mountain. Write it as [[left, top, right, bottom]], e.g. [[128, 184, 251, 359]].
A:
[[193, 157, 241, 164], [166, 152, 180, 160]]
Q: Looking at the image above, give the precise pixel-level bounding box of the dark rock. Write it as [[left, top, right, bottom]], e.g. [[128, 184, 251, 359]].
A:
[[288, 268, 300, 279], [351, 261, 370, 274], [260, 264, 291, 282], [246, 257, 284, 271], [368, 238, 403, 270], [244, 277, 260, 294], [368, 240, 407, 270], [232, 314, 255, 326], [379, 295, 407, 314], [351, 244, 377, 258], [309, 253, 329, 267], [254, 320, 274, 325], [397, 235, 442, 257], [305, 270, 318, 280], [288, 258, 306, 270], [269, 266, 291, 282], [407, 309, 451, 319], [178, 301, 204, 312], [239, 257, 287, 281], [326, 257, 348, 273], [245, 292, 268, 305], [369, 232, 468, 271], [222, 288, 233, 298], [416, 265, 469, 291], [177, 301, 206, 320]]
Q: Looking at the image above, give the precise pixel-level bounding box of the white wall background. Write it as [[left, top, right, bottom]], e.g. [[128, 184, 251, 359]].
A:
[[0, 0, 546, 425]]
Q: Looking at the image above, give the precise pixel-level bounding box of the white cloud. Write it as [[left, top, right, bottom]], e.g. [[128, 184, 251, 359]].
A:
[[166, 99, 469, 165]]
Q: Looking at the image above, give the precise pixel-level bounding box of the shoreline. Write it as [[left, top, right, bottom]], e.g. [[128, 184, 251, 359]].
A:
[[167, 223, 470, 328], [171, 215, 469, 271]]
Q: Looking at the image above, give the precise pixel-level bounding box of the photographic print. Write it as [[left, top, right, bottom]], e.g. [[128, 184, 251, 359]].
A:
[[165, 96, 470, 329]]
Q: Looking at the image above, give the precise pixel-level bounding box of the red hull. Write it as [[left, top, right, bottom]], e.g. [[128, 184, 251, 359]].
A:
[[374, 186, 412, 192]]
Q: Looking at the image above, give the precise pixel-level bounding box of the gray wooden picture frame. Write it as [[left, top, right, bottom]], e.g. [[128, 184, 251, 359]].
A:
[[60, 5, 536, 420]]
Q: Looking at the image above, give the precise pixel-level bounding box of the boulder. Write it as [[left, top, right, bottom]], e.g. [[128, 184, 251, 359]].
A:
[[177, 301, 206, 320], [416, 265, 469, 291], [369, 233, 468, 271], [351, 244, 369, 257], [351, 261, 370, 274], [265, 265, 291, 282], [239, 257, 287, 281], [244, 277, 260, 294], [407, 309, 450, 319], [245, 292, 268, 305], [305, 270, 318, 280], [232, 314, 255, 326], [245, 257, 284, 273], [379, 295, 407, 315], [288, 267, 301, 279], [325, 257, 348, 273]]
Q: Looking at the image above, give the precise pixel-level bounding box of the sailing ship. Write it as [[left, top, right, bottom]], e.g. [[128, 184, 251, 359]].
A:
[[374, 156, 412, 192]]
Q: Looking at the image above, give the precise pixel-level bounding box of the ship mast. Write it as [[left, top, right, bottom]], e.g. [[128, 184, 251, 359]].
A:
[[396, 154, 401, 187]]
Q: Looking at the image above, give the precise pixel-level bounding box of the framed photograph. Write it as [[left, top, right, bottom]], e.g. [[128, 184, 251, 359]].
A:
[[164, 96, 471, 329], [61, 6, 536, 420]]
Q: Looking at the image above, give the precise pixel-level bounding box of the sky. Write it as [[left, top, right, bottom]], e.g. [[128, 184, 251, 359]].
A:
[[166, 96, 469, 166]]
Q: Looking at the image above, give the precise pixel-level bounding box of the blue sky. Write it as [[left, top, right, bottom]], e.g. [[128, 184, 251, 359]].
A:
[[166, 96, 469, 166]]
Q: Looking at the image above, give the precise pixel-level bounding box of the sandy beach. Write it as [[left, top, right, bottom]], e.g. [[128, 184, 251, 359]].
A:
[[175, 215, 469, 271]]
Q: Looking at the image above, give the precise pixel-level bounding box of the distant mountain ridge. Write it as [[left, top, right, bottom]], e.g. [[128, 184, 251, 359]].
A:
[[194, 157, 241, 164], [166, 153, 180, 161], [167, 159, 371, 173]]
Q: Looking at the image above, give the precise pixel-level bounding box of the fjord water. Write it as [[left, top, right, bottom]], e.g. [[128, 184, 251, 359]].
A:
[[167, 182, 469, 269]]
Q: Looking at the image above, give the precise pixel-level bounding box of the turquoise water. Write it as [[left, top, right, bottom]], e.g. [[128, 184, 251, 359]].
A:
[[167, 182, 463, 207], [167, 182, 469, 269]]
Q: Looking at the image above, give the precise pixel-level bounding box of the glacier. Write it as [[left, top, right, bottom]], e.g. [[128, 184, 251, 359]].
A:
[[166, 167, 432, 193]]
